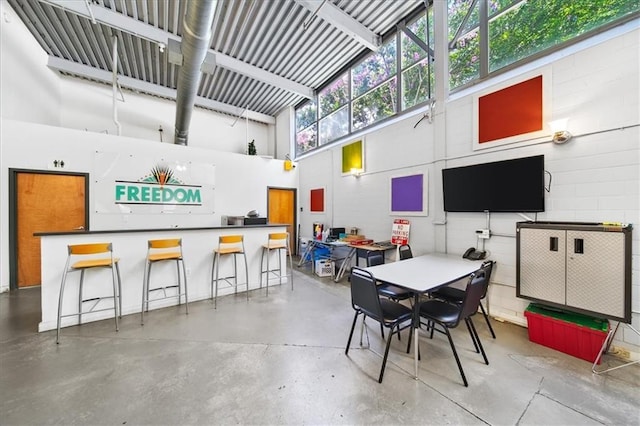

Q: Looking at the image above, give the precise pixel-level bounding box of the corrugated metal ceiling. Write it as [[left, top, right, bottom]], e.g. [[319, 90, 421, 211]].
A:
[[8, 0, 425, 121]]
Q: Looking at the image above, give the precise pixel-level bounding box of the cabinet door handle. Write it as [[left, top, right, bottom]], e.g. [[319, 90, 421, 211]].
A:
[[574, 238, 584, 254], [549, 237, 558, 251]]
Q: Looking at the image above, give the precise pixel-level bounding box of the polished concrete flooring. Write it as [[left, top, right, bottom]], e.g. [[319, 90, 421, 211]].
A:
[[1, 267, 638, 425]]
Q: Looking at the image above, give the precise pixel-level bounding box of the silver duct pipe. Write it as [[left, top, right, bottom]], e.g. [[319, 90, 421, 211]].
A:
[[112, 35, 121, 136], [174, 0, 217, 145]]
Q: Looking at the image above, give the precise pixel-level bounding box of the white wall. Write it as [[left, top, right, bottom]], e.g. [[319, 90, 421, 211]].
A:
[[296, 21, 640, 355], [0, 1, 274, 156], [58, 76, 272, 155], [0, 1, 61, 125], [0, 119, 299, 292]]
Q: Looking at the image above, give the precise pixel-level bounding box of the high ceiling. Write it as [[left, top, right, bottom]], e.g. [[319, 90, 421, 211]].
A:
[[8, 0, 425, 123]]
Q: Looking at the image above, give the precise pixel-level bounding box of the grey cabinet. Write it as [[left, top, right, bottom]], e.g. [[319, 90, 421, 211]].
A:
[[516, 222, 632, 322]]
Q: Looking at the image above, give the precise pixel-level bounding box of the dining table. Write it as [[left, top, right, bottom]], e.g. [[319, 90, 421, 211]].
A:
[[364, 253, 483, 379]]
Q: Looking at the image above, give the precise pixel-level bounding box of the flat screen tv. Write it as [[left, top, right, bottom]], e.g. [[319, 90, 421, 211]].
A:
[[442, 155, 545, 213]]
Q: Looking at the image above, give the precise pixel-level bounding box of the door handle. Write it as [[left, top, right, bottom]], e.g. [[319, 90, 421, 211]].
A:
[[73, 226, 85, 230]]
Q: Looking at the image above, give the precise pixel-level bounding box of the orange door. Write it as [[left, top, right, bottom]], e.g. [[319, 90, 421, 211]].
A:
[[267, 188, 297, 255], [16, 172, 87, 287]]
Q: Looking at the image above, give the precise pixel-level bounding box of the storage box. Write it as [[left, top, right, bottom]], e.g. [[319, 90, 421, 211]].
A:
[[524, 304, 609, 364], [315, 259, 334, 277]]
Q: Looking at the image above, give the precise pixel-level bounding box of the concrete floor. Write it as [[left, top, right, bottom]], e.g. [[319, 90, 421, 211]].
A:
[[1, 267, 638, 425]]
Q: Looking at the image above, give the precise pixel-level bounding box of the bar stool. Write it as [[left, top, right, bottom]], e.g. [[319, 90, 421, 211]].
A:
[[56, 242, 121, 343], [259, 232, 293, 295], [211, 234, 249, 308], [141, 238, 188, 325]]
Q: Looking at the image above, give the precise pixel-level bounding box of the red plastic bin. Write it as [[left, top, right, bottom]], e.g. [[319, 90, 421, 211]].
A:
[[524, 304, 609, 364]]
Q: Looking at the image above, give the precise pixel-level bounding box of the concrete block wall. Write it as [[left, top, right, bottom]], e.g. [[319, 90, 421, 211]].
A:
[[297, 21, 640, 355]]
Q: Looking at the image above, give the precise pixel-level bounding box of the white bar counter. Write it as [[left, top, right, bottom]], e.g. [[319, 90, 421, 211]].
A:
[[36, 224, 287, 332]]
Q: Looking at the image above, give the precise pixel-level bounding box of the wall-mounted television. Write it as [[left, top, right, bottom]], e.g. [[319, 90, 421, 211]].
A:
[[442, 155, 545, 213]]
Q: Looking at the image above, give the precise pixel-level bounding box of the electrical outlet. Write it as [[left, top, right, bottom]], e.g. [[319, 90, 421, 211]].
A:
[[476, 229, 491, 239]]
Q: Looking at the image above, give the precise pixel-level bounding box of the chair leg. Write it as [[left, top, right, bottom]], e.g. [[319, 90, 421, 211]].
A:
[[265, 249, 270, 296], [111, 267, 119, 333], [243, 253, 249, 301], [480, 302, 496, 338], [468, 317, 489, 365], [259, 248, 265, 290], [175, 260, 182, 306], [465, 319, 480, 353], [78, 270, 85, 325], [214, 253, 220, 309], [115, 263, 123, 318], [345, 312, 359, 355], [56, 271, 69, 344], [181, 259, 189, 314], [287, 246, 294, 290], [141, 261, 149, 325], [379, 325, 395, 383], [443, 326, 468, 387], [232, 255, 238, 295]]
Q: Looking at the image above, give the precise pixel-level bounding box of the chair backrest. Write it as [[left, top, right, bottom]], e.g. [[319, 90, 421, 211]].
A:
[[67, 243, 116, 269], [349, 267, 384, 322], [398, 244, 413, 260], [218, 234, 245, 253], [148, 238, 181, 250], [68, 242, 112, 255], [268, 232, 289, 249], [147, 238, 183, 260], [366, 251, 384, 267], [479, 260, 494, 300], [459, 270, 487, 320]]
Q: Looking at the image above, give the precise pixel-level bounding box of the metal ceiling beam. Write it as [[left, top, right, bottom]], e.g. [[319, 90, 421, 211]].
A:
[[47, 56, 276, 125], [295, 0, 381, 51], [40, 0, 314, 99]]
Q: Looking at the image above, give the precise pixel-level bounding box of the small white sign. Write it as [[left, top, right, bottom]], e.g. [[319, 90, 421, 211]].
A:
[[391, 219, 410, 245]]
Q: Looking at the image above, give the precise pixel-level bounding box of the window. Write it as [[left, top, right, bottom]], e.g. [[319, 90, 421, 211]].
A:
[[295, 7, 435, 157], [295, 0, 637, 157], [295, 101, 317, 157], [449, 0, 639, 90], [352, 37, 398, 130], [318, 73, 349, 145], [401, 11, 434, 110], [488, 0, 639, 73]]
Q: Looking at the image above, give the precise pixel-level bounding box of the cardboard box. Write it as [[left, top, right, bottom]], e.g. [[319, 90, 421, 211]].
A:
[[315, 259, 334, 277], [524, 304, 609, 364]]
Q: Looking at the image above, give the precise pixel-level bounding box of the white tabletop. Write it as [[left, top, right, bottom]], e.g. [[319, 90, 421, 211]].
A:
[[363, 253, 482, 293]]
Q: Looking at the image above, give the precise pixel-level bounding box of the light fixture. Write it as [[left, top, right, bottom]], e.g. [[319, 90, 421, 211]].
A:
[[284, 155, 295, 171], [550, 118, 572, 144], [351, 168, 363, 178]]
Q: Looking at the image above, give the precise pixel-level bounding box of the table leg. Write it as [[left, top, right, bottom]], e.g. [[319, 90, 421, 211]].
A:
[[413, 293, 420, 379], [334, 247, 356, 282], [298, 240, 315, 267]]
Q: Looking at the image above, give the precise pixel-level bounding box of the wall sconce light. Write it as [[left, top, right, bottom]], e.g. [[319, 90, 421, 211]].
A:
[[351, 168, 363, 178], [284, 159, 295, 171], [550, 118, 572, 144], [284, 154, 295, 171]]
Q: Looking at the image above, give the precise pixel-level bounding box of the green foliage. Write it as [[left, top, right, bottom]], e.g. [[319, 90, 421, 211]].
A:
[[449, 0, 639, 88], [248, 139, 257, 155], [296, 0, 638, 155]]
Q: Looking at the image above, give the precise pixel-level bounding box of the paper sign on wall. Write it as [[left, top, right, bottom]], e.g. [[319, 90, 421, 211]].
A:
[[391, 219, 410, 245]]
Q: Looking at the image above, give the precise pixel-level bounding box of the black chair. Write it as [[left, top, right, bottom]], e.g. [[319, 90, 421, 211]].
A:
[[366, 251, 413, 303], [430, 260, 496, 338], [345, 267, 413, 383], [414, 270, 489, 387], [398, 244, 413, 260]]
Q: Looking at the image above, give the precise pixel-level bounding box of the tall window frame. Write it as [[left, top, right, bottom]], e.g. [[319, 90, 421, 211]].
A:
[[295, 0, 638, 158]]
